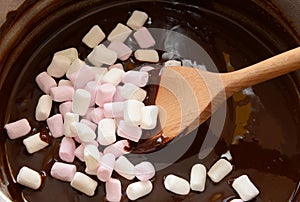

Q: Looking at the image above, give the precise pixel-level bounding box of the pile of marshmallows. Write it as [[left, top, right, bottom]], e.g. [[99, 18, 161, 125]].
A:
[[4, 10, 259, 202]]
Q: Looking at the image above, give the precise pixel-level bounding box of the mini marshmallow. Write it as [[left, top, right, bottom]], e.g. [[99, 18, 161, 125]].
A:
[[134, 27, 155, 48], [35, 94, 52, 121], [54, 47, 78, 62], [59, 101, 73, 117], [126, 181, 153, 200], [66, 58, 84, 79], [139, 66, 154, 72], [103, 140, 130, 158], [4, 118, 31, 139], [92, 67, 108, 82], [59, 137, 76, 163], [122, 71, 149, 87], [63, 112, 79, 137], [109, 63, 124, 71], [134, 161, 155, 181], [95, 83, 116, 107], [35, 71, 57, 94], [72, 89, 91, 116], [71, 64, 95, 89], [50, 86, 74, 102], [164, 60, 181, 67], [232, 175, 260, 201], [117, 120, 142, 142], [97, 118, 116, 146], [207, 158, 233, 183], [190, 164, 206, 192], [114, 156, 135, 180], [101, 68, 125, 86], [84, 81, 98, 106], [164, 174, 190, 195], [140, 105, 159, 130], [70, 172, 98, 196], [82, 25, 106, 48], [97, 153, 115, 182], [87, 44, 117, 66], [74, 144, 85, 162], [58, 79, 73, 87], [47, 114, 63, 138], [17, 166, 42, 190], [85, 107, 104, 124], [84, 144, 101, 174], [105, 178, 122, 202], [134, 49, 159, 63], [50, 162, 76, 182], [107, 40, 132, 61], [122, 83, 147, 102], [113, 86, 126, 102], [126, 10, 149, 30], [124, 99, 145, 126], [221, 150, 233, 161], [230, 199, 244, 202], [103, 102, 124, 118], [47, 54, 71, 78], [71, 122, 96, 143], [80, 119, 97, 132], [23, 133, 49, 154], [107, 23, 132, 42]]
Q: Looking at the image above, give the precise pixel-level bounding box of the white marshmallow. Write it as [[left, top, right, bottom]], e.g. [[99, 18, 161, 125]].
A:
[[232, 175, 260, 201], [47, 54, 71, 78], [230, 199, 244, 202], [97, 118, 116, 146], [23, 133, 49, 154], [121, 83, 147, 101], [87, 44, 118, 66], [164, 60, 181, 67], [107, 23, 132, 42], [71, 64, 95, 89], [114, 156, 135, 180], [126, 181, 153, 200], [92, 66, 108, 82], [66, 58, 84, 79], [122, 71, 149, 87], [71, 122, 96, 143], [80, 119, 97, 132], [140, 105, 159, 130], [126, 10, 149, 30], [117, 120, 142, 142], [139, 65, 154, 72], [84, 144, 101, 173], [17, 166, 42, 190], [72, 89, 91, 116], [82, 25, 106, 48], [134, 161, 155, 181], [207, 158, 233, 183], [134, 49, 159, 63], [54, 47, 78, 62], [35, 94, 52, 121], [103, 102, 124, 118], [164, 174, 190, 195], [124, 99, 144, 126], [101, 68, 125, 86], [70, 172, 98, 196], [63, 112, 79, 137], [58, 79, 73, 87], [221, 150, 233, 161], [190, 164, 206, 192]]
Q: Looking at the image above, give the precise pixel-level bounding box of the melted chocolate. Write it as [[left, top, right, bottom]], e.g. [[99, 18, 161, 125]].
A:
[[0, 1, 299, 202]]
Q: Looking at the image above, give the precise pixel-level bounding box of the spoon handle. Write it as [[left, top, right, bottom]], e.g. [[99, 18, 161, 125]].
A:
[[221, 46, 300, 96]]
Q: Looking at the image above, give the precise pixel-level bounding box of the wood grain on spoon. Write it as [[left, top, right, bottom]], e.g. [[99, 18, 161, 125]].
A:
[[143, 47, 300, 149]]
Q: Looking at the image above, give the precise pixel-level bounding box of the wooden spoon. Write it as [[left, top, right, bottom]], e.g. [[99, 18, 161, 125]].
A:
[[134, 47, 300, 153]]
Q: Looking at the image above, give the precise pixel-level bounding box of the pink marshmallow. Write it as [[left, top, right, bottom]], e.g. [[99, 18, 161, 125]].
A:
[[105, 178, 122, 202], [35, 71, 57, 94], [50, 86, 74, 102], [107, 41, 132, 61], [117, 120, 142, 142], [46, 114, 63, 138], [134, 161, 155, 181], [133, 27, 155, 48], [108, 63, 124, 71], [59, 137, 76, 163], [4, 118, 31, 139], [113, 86, 126, 102], [80, 119, 97, 132], [59, 101, 73, 117], [103, 140, 130, 158], [74, 144, 85, 162], [50, 162, 76, 182], [71, 64, 95, 89], [140, 66, 155, 72], [122, 71, 149, 87], [84, 81, 99, 106], [95, 83, 116, 107], [85, 107, 104, 124], [103, 102, 124, 118], [97, 153, 115, 182]]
